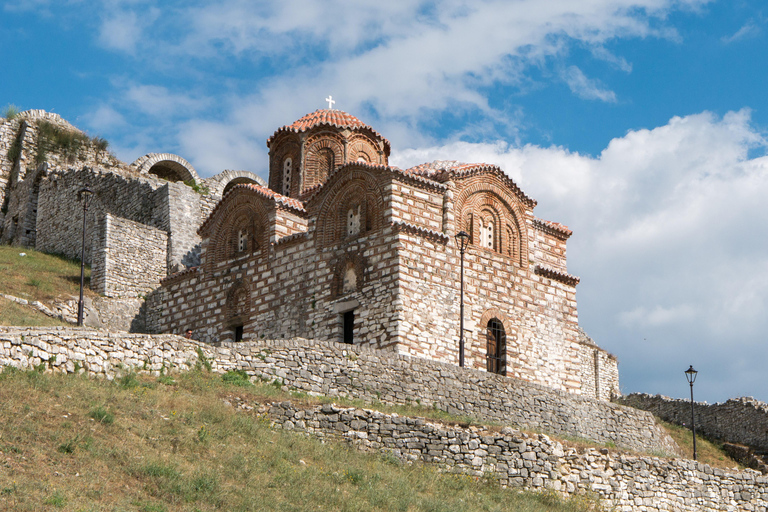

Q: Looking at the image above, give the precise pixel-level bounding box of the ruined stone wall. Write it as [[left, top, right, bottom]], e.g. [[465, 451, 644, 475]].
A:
[[617, 393, 768, 453], [269, 402, 767, 512], [35, 168, 165, 263], [0, 328, 675, 455], [578, 330, 620, 401], [91, 213, 168, 298]]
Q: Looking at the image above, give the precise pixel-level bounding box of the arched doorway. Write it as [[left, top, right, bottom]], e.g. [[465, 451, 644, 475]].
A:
[[486, 319, 506, 375]]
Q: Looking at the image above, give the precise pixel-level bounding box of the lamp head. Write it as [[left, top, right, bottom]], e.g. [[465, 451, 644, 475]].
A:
[[455, 230, 470, 252], [685, 365, 698, 384], [79, 185, 94, 210]]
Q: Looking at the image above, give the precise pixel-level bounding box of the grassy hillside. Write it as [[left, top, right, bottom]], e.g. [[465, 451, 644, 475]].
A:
[[0, 245, 95, 326], [0, 369, 603, 512]]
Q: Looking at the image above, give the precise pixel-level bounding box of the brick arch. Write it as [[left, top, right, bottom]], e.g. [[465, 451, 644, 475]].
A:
[[132, 153, 200, 183], [330, 252, 368, 298], [207, 170, 266, 199], [226, 278, 251, 325], [206, 190, 269, 268], [348, 135, 381, 165], [314, 168, 385, 247], [268, 138, 300, 194], [303, 134, 344, 192], [455, 179, 527, 266]]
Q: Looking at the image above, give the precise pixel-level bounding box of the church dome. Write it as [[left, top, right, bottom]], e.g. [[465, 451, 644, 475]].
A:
[[267, 109, 390, 198], [267, 109, 390, 152]]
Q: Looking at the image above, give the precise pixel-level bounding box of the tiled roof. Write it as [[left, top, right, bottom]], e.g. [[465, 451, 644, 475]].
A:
[[533, 218, 572, 238], [407, 161, 537, 208], [198, 183, 305, 234], [534, 265, 580, 286], [267, 109, 390, 151]]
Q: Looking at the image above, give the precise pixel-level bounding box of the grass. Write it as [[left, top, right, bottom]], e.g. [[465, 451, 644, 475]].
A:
[[658, 419, 744, 470], [0, 369, 602, 512], [0, 297, 71, 327], [2, 104, 20, 121], [0, 245, 95, 304]]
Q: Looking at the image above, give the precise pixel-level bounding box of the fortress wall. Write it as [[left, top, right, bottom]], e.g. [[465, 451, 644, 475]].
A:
[[35, 168, 164, 263], [578, 337, 620, 401], [268, 402, 768, 512], [91, 213, 168, 298], [617, 393, 768, 453], [0, 328, 676, 456], [160, 181, 203, 270]]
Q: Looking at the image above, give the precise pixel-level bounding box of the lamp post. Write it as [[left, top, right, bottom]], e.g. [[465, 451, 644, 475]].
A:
[[455, 230, 470, 367], [77, 185, 94, 327], [685, 365, 698, 461]]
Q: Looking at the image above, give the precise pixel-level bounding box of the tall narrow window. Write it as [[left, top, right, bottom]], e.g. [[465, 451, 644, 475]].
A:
[[282, 158, 292, 196], [237, 228, 248, 253], [347, 206, 361, 236], [343, 310, 355, 344], [486, 319, 506, 375], [481, 219, 494, 249], [234, 324, 244, 343]]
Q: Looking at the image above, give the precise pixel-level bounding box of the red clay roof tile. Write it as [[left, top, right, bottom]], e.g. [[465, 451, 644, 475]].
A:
[[267, 109, 390, 152]]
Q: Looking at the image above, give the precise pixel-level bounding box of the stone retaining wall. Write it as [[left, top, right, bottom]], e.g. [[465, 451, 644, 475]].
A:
[[0, 327, 675, 456], [617, 393, 768, 453], [266, 401, 768, 511]]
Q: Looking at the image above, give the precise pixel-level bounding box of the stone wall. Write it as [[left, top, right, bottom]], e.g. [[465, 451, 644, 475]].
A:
[[267, 402, 768, 511], [0, 327, 763, 511], [578, 330, 620, 401], [617, 393, 768, 453], [0, 328, 675, 455], [91, 213, 168, 298]]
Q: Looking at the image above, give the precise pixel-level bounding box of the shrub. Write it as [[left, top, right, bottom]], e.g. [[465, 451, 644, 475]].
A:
[[2, 104, 20, 120], [221, 369, 252, 387], [89, 406, 115, 425]]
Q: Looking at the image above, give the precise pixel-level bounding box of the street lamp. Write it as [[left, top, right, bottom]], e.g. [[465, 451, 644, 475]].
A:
[[455, 230, 470, 367], [77, 185, 94, 327], [685, 365, 698, 460]]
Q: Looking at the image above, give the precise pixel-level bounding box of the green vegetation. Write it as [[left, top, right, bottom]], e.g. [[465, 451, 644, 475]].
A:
[[659, 419, 744, 470], [185, 179, 210, 195], [0, 245, 95, 326], [0, 297, 70, 327], [2, 104, 20, 121], [0, 245, 93, 303], [0, 369, 602, 512], [36, 120, 90, 163]]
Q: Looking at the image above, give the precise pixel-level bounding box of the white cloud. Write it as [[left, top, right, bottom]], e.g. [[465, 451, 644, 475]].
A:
[[82, 104, 127, 132], [721, 19, 761, 44], [562, 65, 618, 102], [124, 85, 209, 118]]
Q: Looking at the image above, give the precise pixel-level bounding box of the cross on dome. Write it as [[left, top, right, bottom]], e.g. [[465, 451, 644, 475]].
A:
[[325, 95, 336, 110]]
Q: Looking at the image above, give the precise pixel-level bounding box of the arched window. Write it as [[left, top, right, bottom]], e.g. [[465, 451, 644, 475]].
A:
[[347, 206, 361, 237], [486, 319, 506, 375], [237, 228, 248, 253], [282, 158, 292, 196], [481, 218, 495, 250]]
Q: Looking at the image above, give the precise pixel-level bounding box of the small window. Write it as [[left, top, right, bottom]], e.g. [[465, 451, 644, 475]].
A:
[[347, 207, 361, 237], [343, 310, 355, 344], [237, 228, 248, 253], [234, 324, 244, 343], [282, 158, 292, 196], [481, 219, 494, 250]]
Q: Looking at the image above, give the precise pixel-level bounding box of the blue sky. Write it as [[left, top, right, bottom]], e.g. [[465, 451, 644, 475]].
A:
[[3, 0, 768, 405]]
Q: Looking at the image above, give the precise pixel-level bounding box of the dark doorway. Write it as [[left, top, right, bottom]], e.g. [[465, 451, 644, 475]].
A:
[[343, 310, 355, 344], [234, 324, 244, 343], [486, 319, 506, 375]]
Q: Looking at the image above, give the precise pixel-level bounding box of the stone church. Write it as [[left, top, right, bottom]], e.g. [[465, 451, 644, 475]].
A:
[[150, 109, 619, 399]]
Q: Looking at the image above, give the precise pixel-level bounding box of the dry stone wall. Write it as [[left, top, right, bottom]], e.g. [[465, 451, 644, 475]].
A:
[[617, 393, 768, 453], [91, 213, 168, 298], [267, 402, 768, 511], [0, 327, 764, 511], [0, 327, 673, 455]]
